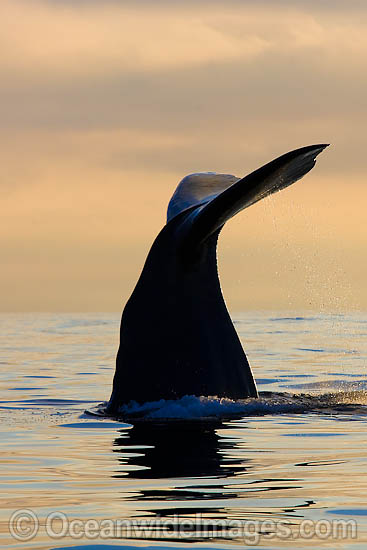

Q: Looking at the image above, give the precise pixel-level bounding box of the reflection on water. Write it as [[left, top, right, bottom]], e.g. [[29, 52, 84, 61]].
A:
[[0, 313, 367, 549], [113, 421, 233, 480], [112, 420, 305, 527]]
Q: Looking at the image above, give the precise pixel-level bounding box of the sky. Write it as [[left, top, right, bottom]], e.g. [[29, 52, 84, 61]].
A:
[[2, 0, 367, 312]]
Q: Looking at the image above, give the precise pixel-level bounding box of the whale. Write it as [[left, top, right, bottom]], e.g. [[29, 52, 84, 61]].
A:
[[106, 144, 328, 413]]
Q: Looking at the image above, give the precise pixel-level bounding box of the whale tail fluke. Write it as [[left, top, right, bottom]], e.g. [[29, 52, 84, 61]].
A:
[[170, 144, 329, 247], [107, 144, 328, 410]]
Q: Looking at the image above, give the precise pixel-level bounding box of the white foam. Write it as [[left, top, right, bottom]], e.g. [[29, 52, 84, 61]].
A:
[[116, 391, 367, 420], [120, 395, 249, 419]]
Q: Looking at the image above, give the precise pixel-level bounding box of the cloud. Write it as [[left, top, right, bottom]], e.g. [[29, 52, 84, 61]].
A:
[[1, 1, 366, 150], [2, 0, 367, 310], [1, 1, 270, 82], [2, 0, 367, 85]]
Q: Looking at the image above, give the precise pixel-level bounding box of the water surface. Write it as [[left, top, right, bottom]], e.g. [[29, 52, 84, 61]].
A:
[[1, 313, 367, 549]]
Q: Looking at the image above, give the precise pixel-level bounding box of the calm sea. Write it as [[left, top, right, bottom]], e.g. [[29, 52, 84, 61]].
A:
[[1, 312, 367, 550]]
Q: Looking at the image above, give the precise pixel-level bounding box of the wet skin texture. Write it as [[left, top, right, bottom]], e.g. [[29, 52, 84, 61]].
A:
[[107, 144, 328, 412]]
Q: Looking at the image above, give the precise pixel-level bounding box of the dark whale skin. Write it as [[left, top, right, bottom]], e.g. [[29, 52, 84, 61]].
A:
[[107, 144, 328, 412]]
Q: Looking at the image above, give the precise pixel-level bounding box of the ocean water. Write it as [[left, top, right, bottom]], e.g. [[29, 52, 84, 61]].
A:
[[1, 312, 367, 550]]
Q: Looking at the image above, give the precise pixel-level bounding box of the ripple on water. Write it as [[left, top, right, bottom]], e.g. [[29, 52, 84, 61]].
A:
[[1, 312, 367, 549]]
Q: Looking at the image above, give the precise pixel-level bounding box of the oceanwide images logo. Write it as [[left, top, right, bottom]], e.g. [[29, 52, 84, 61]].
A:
[[8, 509, 357, 544]]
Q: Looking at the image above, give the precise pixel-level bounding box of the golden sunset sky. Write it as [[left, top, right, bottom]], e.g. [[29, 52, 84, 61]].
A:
[[2, 0, 367, 312]]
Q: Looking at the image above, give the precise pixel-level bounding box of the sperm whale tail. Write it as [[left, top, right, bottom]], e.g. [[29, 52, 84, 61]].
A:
[[107, 144, 328, 412], [171, 144, 329, 248]]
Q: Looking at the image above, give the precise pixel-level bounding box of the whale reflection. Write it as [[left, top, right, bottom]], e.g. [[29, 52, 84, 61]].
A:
[[112, 420, 248, 479], [108, 420, 316, 543]]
